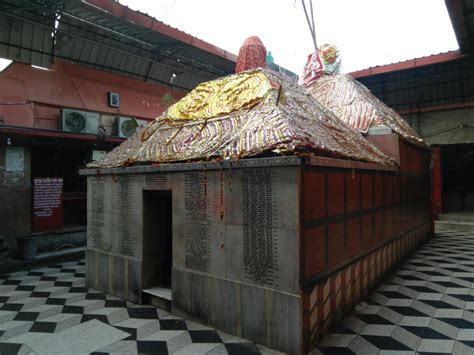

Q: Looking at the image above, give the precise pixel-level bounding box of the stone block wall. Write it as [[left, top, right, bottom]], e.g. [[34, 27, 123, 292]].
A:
[[86, 173, 146, 302], [170, 167, 302, 353], [85, 163, 303, 353]]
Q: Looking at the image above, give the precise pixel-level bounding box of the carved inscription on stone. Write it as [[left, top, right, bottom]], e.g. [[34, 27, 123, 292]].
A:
[[145, 174, 170, 190], [242, 169, 278, 286], [184, 172, 210, 272], [90, 182, 105, 250], [116, 176, 136, 257]]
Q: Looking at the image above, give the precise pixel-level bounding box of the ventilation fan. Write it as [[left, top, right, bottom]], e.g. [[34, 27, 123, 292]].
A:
[[60, 109, 100, 134], [64, 111, 86, 132], [114, 117, 148, 138], [121, 118, 138, 137]]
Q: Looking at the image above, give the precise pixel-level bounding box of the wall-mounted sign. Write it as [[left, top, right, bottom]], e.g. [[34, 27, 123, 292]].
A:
[[108, 92, 120, 107], [92, 150, 107, 162], [33, 177, 63, 232], [5, 146, 24, 172]]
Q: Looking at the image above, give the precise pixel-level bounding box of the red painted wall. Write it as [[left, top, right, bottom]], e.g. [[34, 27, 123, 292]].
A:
[[0, 61, 186, 129], [301, 140, 431, 350]]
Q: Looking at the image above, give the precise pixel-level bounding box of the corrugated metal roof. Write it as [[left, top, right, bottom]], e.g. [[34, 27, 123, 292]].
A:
[[355, 54, 474, 114], [0, 0, 236, 91], [0, 7, 53, 69], [84, 0, 237, 62], [350, 51, 462, 79], [445, 0, 474, 54]]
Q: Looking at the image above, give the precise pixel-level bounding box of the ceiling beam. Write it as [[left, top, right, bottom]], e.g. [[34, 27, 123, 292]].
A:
[[445, 0, 471, 53]]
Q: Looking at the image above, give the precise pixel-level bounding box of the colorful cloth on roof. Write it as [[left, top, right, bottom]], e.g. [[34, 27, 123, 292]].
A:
[[301, 45, 426, 145], [235, 36, 267, 74], [166, 71, 273, 120], [305, 73, 426, 144], [88, 69, 396, 168], [300, 44, 341, 86]]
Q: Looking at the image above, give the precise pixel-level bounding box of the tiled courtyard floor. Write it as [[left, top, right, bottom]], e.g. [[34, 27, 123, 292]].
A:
[[313, 229, 474, 354], [3, 229, 474, 354], [0, 260, 279, 355]]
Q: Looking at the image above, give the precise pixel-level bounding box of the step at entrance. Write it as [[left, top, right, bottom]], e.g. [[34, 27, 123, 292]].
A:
[[437, 213, 474, 223], [436, 220, 474, 232], [436, 213, 474, 232], [142, 287, 171, 311]]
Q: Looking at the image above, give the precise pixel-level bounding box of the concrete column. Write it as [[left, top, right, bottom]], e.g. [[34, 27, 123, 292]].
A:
[[0, 144, 32, 255]]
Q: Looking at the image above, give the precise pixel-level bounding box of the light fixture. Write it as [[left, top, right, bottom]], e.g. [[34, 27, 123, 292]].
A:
[[169, 73, 177, 84]]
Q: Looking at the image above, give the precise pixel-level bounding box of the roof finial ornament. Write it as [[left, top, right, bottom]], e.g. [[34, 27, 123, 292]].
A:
[[235, 36, 267, 74], [299, 43, 341, 86]]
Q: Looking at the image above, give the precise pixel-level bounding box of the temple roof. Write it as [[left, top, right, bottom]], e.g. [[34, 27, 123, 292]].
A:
[[307, 74, 426, 145], [89, 69, 395, 168], [299, 45, 426, 146]]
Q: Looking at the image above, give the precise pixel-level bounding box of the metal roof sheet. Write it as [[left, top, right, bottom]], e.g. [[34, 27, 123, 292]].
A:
[[354, 54, 474, 114], [0, 0, 236, 91], [350, 51, 462, 78], [446, 0, 474, 54]]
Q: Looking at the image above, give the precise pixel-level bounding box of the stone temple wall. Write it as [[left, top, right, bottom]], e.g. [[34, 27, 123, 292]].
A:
[[83, 146, 432, 354], [84, 159, 303, 353], [171, 166, 301, 353]]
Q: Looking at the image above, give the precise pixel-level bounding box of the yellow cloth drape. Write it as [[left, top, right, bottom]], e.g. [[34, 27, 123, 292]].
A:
[[166, 71, 272, 120]]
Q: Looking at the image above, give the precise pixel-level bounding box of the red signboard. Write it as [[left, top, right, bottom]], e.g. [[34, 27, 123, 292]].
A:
[[33, 177, 64, 232]]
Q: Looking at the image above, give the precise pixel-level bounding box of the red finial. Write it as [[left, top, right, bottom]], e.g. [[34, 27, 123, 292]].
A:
[[235, 36, 267, 74]]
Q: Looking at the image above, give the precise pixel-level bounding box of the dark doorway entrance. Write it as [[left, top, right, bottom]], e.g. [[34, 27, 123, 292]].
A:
[[441, 144, 474, 212], [142, 191, 172, 289]]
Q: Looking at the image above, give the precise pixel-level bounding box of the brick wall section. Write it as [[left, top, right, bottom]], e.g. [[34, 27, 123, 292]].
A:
[[302, 222, 430, 350], [301, 141, 431, 351]]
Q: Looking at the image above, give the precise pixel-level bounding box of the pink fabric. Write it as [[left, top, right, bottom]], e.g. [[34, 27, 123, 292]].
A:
[[300, 52, 324, 87]]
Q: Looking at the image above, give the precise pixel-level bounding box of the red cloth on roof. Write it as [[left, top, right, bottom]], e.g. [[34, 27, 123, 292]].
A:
[[235, 36, 267, 74]]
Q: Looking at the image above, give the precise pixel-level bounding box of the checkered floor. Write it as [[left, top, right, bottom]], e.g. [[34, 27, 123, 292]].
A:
[[0, 260, 279, 354], [312, 230, 474, 355]]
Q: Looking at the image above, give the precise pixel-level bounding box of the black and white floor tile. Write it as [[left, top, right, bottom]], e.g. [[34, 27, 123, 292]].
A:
[[312, 230, 474, 355], [4, 230, 474, 354], [0, 260, 279, 354]]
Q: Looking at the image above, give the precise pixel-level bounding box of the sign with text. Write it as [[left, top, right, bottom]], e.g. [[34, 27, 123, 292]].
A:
[[33, 177, 63, 232]]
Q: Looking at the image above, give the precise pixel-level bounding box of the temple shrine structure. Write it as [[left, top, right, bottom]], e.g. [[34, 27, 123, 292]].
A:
[[80, 39, 431, 354]]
